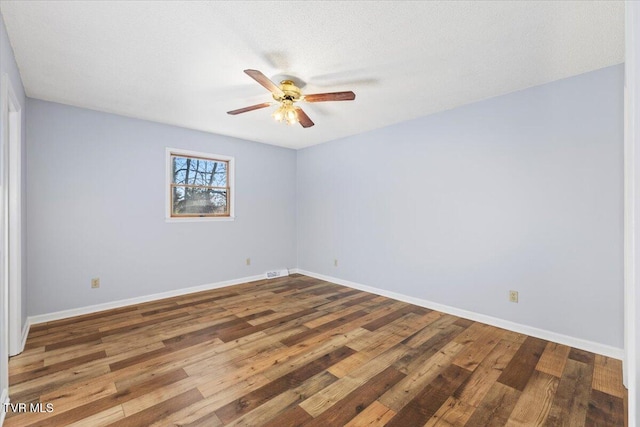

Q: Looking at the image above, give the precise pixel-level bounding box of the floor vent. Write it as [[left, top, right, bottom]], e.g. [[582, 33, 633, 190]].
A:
[[266, 269, 289, 279]]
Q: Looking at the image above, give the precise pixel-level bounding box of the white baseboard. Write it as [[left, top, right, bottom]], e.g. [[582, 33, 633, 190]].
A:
[[28, 273, 267, 325], [1, 388, 8, 426], [297, 269, 624, 360]]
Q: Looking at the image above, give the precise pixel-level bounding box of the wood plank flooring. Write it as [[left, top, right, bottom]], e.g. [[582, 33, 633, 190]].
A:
[[5, 274, 626, 426]]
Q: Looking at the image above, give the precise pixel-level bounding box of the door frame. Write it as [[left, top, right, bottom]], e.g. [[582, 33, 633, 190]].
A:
[[1, 73, 23, 358], [624, 1, 638, 425]]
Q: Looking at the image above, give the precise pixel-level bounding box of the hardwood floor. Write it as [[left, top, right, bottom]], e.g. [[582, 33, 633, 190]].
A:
[[5, 274, 626, 426]]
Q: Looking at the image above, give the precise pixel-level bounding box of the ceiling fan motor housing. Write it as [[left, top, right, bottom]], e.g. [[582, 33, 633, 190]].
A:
[[274, 80, 302, 102]]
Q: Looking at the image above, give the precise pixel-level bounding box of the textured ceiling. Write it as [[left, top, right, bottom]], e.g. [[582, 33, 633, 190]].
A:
[[0, 1, 625, 149]]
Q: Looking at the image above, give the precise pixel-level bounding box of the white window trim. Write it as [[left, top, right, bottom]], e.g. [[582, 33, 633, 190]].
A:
[[165, 147, 235, 222]]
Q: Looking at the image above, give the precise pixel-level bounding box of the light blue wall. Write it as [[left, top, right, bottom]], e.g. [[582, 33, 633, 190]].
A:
[[26, 99, 297, 315], [297, 65, 624, 348]]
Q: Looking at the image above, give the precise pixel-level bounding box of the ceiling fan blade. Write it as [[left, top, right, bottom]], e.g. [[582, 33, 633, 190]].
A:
[[227, 102, 272, 115], [244, 69, 284, 97], [304, 91, 356, 102], [296, 108, 314, 128]]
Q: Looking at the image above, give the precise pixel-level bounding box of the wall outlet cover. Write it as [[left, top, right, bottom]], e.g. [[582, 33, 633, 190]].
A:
[[509, 290, 518, 303]]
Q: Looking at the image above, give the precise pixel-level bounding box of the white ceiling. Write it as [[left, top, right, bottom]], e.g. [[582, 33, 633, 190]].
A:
[[0, 1, 625, 149]]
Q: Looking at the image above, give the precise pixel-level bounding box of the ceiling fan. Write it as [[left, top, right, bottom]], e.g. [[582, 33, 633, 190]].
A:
[[227, 69, 356, 128]]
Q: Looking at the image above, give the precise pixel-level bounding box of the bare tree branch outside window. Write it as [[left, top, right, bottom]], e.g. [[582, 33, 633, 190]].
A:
[[170, 153, 230, 217]]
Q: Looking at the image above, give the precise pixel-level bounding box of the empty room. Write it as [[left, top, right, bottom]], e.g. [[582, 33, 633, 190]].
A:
[[1, 1, 639, 426]]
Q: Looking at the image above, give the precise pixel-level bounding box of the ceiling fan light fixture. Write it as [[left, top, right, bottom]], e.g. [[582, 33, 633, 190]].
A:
[[272, 106, 285, 122], [272, 100, 298, 125], [286, 108, 297, 125]]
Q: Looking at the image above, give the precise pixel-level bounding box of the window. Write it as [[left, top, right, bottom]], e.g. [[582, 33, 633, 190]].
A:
[[166, 148, 234, 220]]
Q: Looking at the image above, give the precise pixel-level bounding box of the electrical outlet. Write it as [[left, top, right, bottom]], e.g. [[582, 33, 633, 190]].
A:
[[91, 278, 100, 289], [246, 258, 251, 266], [509, 290, 518, 303], [334, 259, 338, 267]]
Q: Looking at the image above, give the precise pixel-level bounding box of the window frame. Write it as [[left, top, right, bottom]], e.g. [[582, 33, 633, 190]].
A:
[[165, 147, 235, 222]]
